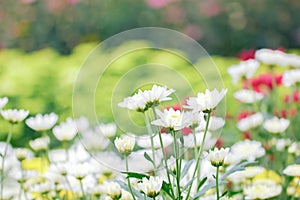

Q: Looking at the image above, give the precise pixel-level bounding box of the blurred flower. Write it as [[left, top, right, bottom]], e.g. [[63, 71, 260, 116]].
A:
[[26, 113, 58, 131], [145, 0, 174, 9], [0, 97, 8, 110], [167, 156, 176, 173], [48, 149, 67, 163], [197, 116, 225, 131], [231, 140, 265, 162], [185, 88, 227, 112], [263, 116, 290, 134], [245, 73, 282, 93], [288, 142, 300, 155], [236, 112, 264, 132], [283, 164, 300, 176], [69, 162, 90, 180], [207, 147, 230, 167], [137, 133, 173, 149], [1, 109, 29, 124], [275, 138, 291, 151], [199, 0, 223, 17], [75, 116, 90, 132], [234, 89, 264, 103], [15, 148, 33, 161], [182, 131, 216, 149], [120, 189, 134, 200], [97, 122, 117, 138], [237, 49, 256, 61], [282, 69, 300, 87], [53, 118, 78, 141], [104, 181, 122, 200], [81, 129, 110, 151], [152, 108, 192, 131], [114, 135, 135, 155], [244, 182, 282, 199], [185, 110, 204, 128], [228, 59, 259, 84], [137, 176, 163, 198], [128, 149, 162, 173], [29, 180, 54, 195]]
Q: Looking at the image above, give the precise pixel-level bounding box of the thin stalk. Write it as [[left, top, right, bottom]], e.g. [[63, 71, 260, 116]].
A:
[[144, 112, 157, 174], [172, 130, 181, 199], [215, 166, 220, 200], [79, 179, 85, 198], [125, 155, 136, 200], [192, 128, 198, 158], [185, 111, 211, 200], [152, 108, 175, 197], [1, 123, 13, 200]]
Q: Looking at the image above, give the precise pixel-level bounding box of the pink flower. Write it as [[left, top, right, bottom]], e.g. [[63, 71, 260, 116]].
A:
[[145, 0, 174, 9]]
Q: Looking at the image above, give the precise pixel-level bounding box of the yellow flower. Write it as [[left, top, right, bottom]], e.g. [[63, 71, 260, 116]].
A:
[[253, 170, 281, 184]]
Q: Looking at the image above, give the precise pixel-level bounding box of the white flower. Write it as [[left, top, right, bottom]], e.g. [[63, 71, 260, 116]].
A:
[[275, 138, 291, 151], [288, 142, 300, 155], [26, 113, 58, 131], [15, 148, 33, 161], [29, 136, 50, 151], [0, 97, 8, 110], [234, 89, 264, 103], [197, 116, 225, 131], [53, 118, 78, 141], [185, 88, 227, 112], [75, 116, 90, 132], [151, 108, 192, 131], [118, 85, 175, 112], [185, 111, 204, 127], [104, 181, 122, 200], [282, 69, 300, 87], [97, 122, 117, 138], [263, 116, 290, 134], [237, 112, 264, 132], [137, 176, 163, 198], [114, 135, 135, 155], [167, 156, 176, 173], [207, 147, 230, 167], [228, 59, 260, 84], [120, 189, 134, 200], [81, 129, 110, 151], [48, 149, 68, 163], [244, 183, 282, 199], [283, 164, 300, 176], [69, 162, 90, 180], [137, 133, 173, 149], [182, 131, 216, 149], [231, 140, 265, 162], [1, 109, 29, 124]]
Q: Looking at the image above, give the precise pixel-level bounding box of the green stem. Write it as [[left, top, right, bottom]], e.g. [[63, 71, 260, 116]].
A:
[[216, 166, 220, 200], [144, 112, 157, 174], [79, 179, 85, 198], [172, 130, 181, 199], [152, 108, 175, 197], [185, 111, 211, 200], [1, 123, 13, 200], [192, 128, 198, 158], [125, 155, 136, 200]]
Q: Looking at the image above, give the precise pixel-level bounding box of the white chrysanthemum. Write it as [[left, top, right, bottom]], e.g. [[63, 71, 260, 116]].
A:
[[282, 69, 300, 87], [29, 136, 50, 151], [166, 156, 176, 173], [0, 97, 8, 110], [255, 48, 288, 66], [275, 138, 291, 151], [104, 181, 122, 200], [182, 131, 216, 150], [81, 129, 110, 151], [53, 118, 78, 141], [137, 133, 173, 149], [185, 88, 227, 112], [231, 140, 265, 162], [207, 147, 230, 167], [97, 122, 117, 138], [237, 112, 264, 132], [151, 108, 192, 131], [228, 59, 260, 84], [118, 85, 175, 112], [288, 142, 300, 155], [15, 148, 33, 161], [234, 89, 264, 103], [69, 162, 91, 180], [48, 149, 68, 163], [137, 176, 163, 198], [1, 109, 29, 124], [283, 164, 300, 177], [75, 116, 90, 132], [26, 113, 58, 131], [114, 135, 135, 155], [197, 116, 225, 131], [244, 183, 282, 199], [120, 189, 134, 200], [263, 117, 290, 134], [185, 111, 204, 127]]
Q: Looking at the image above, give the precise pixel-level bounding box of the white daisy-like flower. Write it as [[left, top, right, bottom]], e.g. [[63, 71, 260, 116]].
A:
[[118, 92, 146, 112], [237, 112, 264, 132], [151, 108, 192, 131], [128, 149, 162, 173], [185, 88, 227, 112], [137, 176, 163, 198], [104, 181, 122, 200], [1, 109, 29, 124], [97, 122, 117, 138], [231, 140, 265, 162], [0, 97, 8, 110], [15, 148, 33, 161], [288, 142, 300, 155], [197, 116, 225, 131], [75, 116, 90, 132], [166, 156, 176, 173], [275, 138, 291, 151], [255, 48, 288, 66], [234, 89, 264, 103], [263, 116, 290, 134], [185, 111, 205, 127], [120, 189, 134, 200], [228, 59, 260, 84], [182, 131, 216, 149], [137, 133, 173, 149], [207, 147, 230, 167], [48, 149, 68, 163], [282, 69, 300, 87], [283, 164, 300, 177], [29, 136, 50, 151], [69, 162, 91, 180], [81, 129, 110, 151], [114, 135, 135, 155], [244, 183, 282, 199], [53, 118, 78, 142], [26, 113, 58, 131]]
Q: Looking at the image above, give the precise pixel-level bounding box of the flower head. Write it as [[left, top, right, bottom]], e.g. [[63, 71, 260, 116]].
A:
[[26, 113, 58, 131], [228, 59, 259, 84], [283, 164, 300, 177], [0, 97, 8, 110], [52, 118, 78, 141], [114, 135, 135, 155], [151, 108, 192, 131], [29, 136, 50, 151], [237, 112, 264, 132], [282, 69, 300, 87], [1, 109, 29, 124], [207, 147, 230, 167], [234, 89, 264, 103], [231, 140, 265, 162], [263, 116, 290, 134], [97, 122, 117, 138], [244, 183, 282, 199], [185, 88, 227, 112], [104, 181, 122, 200], [137, 176, 163, 198]]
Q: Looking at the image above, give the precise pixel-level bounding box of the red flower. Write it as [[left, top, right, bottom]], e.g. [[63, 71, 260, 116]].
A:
[[215, 139, 223, 148], [237, 111, 255, 121], [237, 49, 256, 61], [181, 127, 192, 135], [244, 73, 282, 93], [243, 132, 251, 140]]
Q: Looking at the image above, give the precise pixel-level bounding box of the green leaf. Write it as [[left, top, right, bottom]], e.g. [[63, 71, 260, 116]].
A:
[[197, 177, 207, 190], [221, 191, 228, 198], [180, 159, 194, 179], [144, 152, 154, 165], [121, 171, 149, 180], [161, 181, 175, 199], [221, 161, 257, 180]]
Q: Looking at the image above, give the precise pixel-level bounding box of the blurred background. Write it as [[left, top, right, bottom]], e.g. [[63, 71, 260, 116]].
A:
[[0, 0, 300, 146]]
